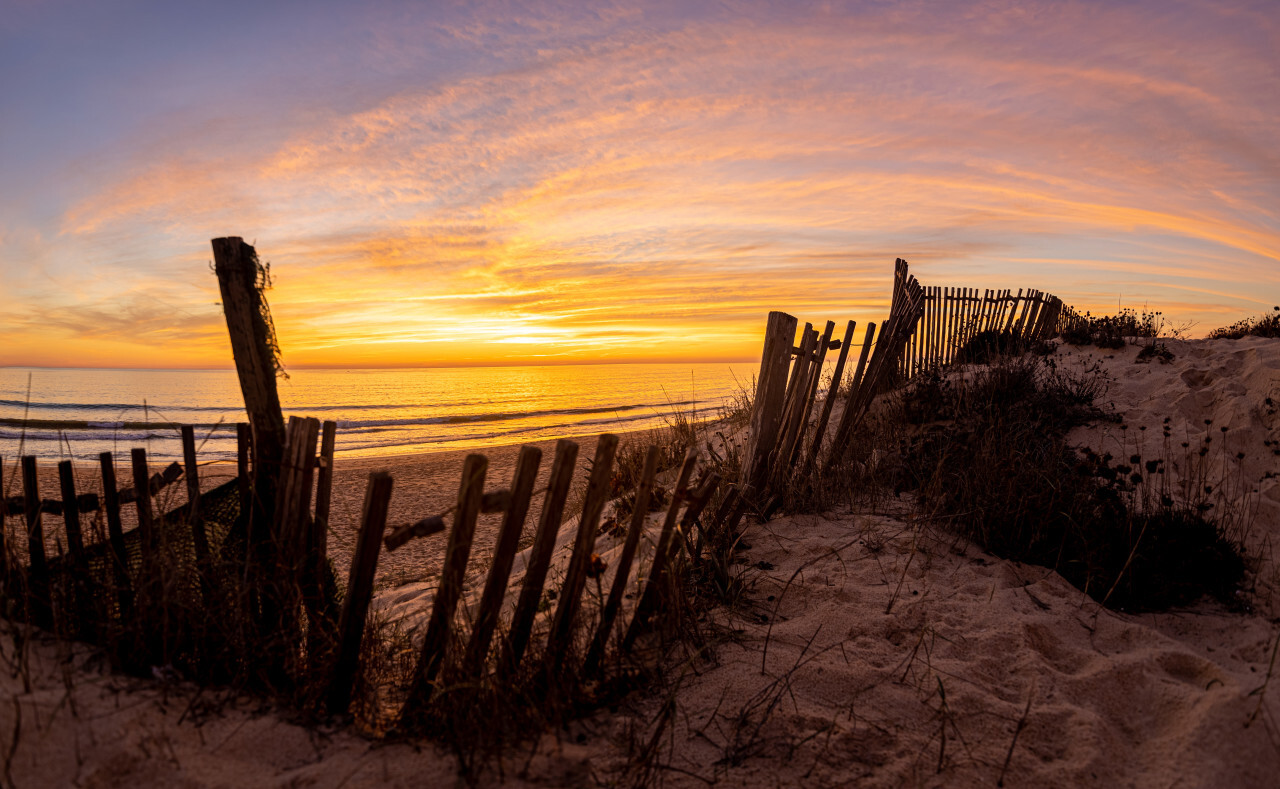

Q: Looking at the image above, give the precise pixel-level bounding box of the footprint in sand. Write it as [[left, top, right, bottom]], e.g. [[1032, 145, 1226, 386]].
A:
[[1155, 650, 1225, 689], [1181, 368, 1214, 389], [1023, 622, 1093, 675]]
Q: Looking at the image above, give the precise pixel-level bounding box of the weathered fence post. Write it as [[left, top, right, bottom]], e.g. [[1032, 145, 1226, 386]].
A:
[[403, 454, 487, 715], [546, 433, 618, 675], [212, 237, 288, 608], [502, 439, 579, 674], [328, 471, 393, 716], [99, 452, 131, 615], [21, 456, 49, 625], [801, 320, 856, 477], [583, 445, 660, 678], [743, 311, 798, 498], [464, 444, 542, 675], [621, 449, 698, 651], [181, 426, 214, 593]]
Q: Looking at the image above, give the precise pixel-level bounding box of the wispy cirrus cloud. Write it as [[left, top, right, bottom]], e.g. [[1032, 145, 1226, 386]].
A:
[[1, 0, 1276, 367]]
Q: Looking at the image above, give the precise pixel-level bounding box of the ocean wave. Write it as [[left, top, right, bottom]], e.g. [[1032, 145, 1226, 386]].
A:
[[334, 399, 698, 430], [0, 418, 236, 431]]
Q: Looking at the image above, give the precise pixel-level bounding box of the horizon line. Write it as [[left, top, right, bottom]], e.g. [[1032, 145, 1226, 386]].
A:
[[0, 357, 760, 373]]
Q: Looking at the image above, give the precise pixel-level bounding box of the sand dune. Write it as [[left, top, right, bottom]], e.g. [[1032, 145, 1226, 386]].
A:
[[3, 338, 1279, 787]]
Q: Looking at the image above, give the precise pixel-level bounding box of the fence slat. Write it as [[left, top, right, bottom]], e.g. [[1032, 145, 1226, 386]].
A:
[[22, 456, 49, 624], [405, 454, 487, 708], [744, 312, 798, 497], [503, 439, 579, 674], [327, 471, 393, 715], [98, 452, 131, 614], [583, 445, 659, 678], [464, 444, 542, 675], [621, 449, 698, 652], [181, 426, 213, 586], [825, 321, 877, 467], [57, 461, 84, 561], [802, 320, 856, 475], [546, 434, 619, 674], [130, 449, 155, 564], [315, 420, 337, 549]]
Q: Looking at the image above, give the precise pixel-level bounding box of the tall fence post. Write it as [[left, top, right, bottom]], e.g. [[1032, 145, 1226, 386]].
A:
[[212, 237, 287, 585]]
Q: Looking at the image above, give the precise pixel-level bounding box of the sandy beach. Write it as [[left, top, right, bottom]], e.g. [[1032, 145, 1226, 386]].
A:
[[4, 337, 1280, 787]]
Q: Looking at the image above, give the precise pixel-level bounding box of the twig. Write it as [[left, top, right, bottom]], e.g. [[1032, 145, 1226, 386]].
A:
[[998, 685, 1035, 787]]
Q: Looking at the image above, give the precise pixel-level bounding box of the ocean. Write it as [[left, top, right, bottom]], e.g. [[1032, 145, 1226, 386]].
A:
[[0, 363, 758, 462]]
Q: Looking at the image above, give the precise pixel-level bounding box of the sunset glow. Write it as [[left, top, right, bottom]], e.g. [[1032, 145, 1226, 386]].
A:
[[2, 1, 1277, 368]]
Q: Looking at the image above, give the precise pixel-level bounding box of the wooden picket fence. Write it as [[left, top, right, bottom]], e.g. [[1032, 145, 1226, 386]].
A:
[[899, 286, 1067, 378], [0, 422, 732, 725], [741, 258, 1077, 504]]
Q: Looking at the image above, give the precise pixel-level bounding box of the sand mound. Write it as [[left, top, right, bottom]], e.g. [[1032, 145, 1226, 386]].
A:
[[4, 338, 1279, 787]]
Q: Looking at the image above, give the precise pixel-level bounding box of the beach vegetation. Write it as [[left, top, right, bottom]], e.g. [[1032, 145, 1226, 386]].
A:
[[1061, 307, 1163, 349], [1209, 306, 1280, 340], [874, 355, 1248, 611]]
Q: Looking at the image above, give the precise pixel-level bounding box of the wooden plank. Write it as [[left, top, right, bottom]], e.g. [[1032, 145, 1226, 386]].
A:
[[796, 322, 837, 458], [57, 461, 85, 561], [743, 311, 798, 498], [99, 452, 131, 613], [775, 326, 816, 462], [463, 444, 542, 675], [405, 454, 488, 708], [502, 439, 579, 674], [130, 449, 156, 562], [777, 324, 815, 452], [327, 471, 393, 716], [827, 321, 877, 465], [314, 420, 337, 553], [272, 416, 305, 563], [546, 434, 619, 674], [621, 449, 698, 652], [802, 320, 856, 476], [22, 456, 49, 625], [924, 287, 935, 370], [583, 446, 659, 678], [1004, 288, 1024, 333], [776, 322, 831, 480], [181, 426, 213, 582]]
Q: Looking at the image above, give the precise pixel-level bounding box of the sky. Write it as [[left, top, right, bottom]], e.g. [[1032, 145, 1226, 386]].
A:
[[1, 0, 1277, 369]]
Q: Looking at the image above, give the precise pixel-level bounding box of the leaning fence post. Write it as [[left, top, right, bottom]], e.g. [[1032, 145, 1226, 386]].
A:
[[502, 439, 579, 674], [328, 471, 393, 716], [583, 445, 659, 678], [743, 311, 798, 498], [621, 449, 698, 652], [546, 434, 618, 675], [464, 445, 542, 676], [403, 454, 487, 716], [802, 320, 856, 477], [213, 237, 287, 623]]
